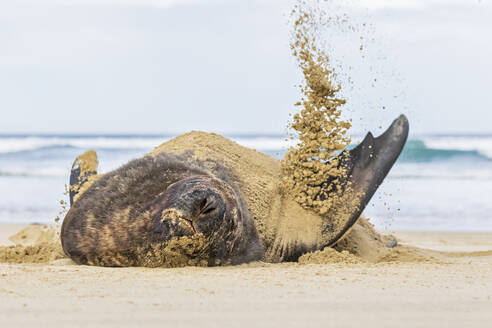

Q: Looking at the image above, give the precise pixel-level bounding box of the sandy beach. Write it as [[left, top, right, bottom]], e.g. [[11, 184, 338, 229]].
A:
[[1, 0, 491, 326], [1, 224, 491, 328]]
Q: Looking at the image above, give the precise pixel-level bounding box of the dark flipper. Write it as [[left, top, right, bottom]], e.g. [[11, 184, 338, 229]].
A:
[[323, 114, 409, 246], [69, 150, 98, 206]]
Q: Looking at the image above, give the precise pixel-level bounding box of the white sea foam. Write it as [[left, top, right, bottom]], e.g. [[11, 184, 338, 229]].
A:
[[0, 137, 169, 153], [388, 169, 492, 180], [423, 136, 492, 160], [0, 167, 68, 178], [2, 135, 491, 159], [0, 135, 297, 154]]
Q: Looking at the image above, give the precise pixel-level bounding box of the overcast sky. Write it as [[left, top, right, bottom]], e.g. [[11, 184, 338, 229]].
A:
[[0, 0, 490, 135]]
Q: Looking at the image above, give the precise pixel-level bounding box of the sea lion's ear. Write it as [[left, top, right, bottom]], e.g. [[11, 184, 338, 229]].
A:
[[69, 150, 99, 206]]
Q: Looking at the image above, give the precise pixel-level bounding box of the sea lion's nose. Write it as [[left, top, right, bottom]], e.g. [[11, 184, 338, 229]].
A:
[[158, 217, 196, 237], [157, 209, 196, 237]]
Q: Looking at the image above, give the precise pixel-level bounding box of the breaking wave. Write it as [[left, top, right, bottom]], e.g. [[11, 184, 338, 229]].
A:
[[0, 134, 491, 164]]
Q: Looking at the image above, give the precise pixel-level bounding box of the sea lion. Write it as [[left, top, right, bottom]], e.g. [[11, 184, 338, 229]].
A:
[[62, 154, 262, 266], [61, 114, 409, 266]]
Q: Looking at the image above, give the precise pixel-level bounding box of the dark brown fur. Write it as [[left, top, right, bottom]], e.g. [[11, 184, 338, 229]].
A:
[[61, 153, 262, 267]]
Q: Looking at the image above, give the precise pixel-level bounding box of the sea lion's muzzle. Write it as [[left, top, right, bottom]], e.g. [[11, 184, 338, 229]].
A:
[[157, 209, 196, 237]]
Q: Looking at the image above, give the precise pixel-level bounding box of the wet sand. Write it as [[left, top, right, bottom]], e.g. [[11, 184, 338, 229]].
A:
[[1, 224, 491, 327]]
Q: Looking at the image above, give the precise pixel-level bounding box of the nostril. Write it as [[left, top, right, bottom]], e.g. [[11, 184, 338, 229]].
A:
[[158, 217, 196, 236]]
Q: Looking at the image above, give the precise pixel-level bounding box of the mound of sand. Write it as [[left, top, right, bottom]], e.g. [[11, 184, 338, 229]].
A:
[[9, 225, 58, 246], [0, 225, 65, 264], [333, 217, 439, 264], [299, 248, 360, 264]]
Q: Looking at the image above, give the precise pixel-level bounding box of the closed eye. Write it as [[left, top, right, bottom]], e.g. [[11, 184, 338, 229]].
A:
[[201, 207, 215, 215]]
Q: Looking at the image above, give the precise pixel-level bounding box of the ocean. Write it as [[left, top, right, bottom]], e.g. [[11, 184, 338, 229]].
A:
[[0, 134, 491, 231]]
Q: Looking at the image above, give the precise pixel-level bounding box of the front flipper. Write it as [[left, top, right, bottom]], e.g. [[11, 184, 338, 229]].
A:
[[69, 150, 99, 206], [322, 114, 409, 247]]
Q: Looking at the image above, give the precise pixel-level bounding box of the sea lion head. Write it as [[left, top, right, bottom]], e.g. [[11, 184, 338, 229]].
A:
[[150, 175, 262, 265]]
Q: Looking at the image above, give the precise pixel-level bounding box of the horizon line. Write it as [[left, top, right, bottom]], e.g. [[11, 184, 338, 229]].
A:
[[1, 132, 492, 138]]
